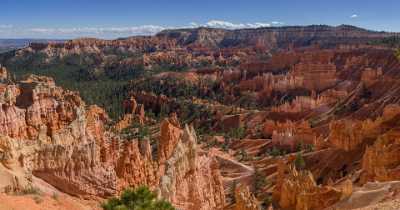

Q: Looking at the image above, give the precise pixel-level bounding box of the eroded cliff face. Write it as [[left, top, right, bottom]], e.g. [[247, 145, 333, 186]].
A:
[[157, 25, 397, 49], [0, 68, 226, 209], [159, 124, 225, 210], [329, 104, 400, 151], [361, 129, 400, 183], [0, 74, 117, 197], [233, 184, 260, 210], [274, 160, 352, 210]]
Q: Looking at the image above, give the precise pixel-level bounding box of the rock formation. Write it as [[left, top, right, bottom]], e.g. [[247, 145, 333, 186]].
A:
[[361, 129, 400, 183], [159, 124, 225, 210], [274, 161, 352, 210], [2, 24, 400, 210], [0, 70, 226, 209], [157, 25, 397, 49], [115, 97, 146, 131], [263, 120, 318, 151], [234, 184, 260, 210], [0, 64, 7, 81]]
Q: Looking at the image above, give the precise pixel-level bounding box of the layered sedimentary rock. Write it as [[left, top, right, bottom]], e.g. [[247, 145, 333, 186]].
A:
[[115, 97, 146, 131], [114, 139, 159, 192], [361, 129, 400, 184], [233, 184, 260, 210], [158, 117, 183, 163], [0, 65, 7, 81], [328, 120, 369, 151], [274, 160, 352, 210], [293, 62, 337, 91], [159, 124, 225, 210], [270, 95, 333, 113], [157, 25, 396, 49], [29, 37, 178, 54], [0, 74, 118, 197], [329, 104, 400, 151], [263, 120, 318, 150], [0, 71, 226, 209], [361, 67, 383, 86]]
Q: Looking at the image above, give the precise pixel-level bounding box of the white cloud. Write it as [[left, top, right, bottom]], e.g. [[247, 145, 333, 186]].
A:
[[271, 21, 284, 25], [203, 20, 273, 29], [29, 25, 165, 36], [0, 24, 13, 29], [205, 20, 244, 29], [246, 22, 271, 28], [189, 22, 199, 27], [350, 14, 359, 18]]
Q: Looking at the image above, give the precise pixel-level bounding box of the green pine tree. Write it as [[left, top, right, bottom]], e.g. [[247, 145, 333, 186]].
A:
[[102, 186, 175, 210], [294, 153, 306, 170]]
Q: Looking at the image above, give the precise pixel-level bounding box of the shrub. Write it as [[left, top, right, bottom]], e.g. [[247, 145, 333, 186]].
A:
[[137, 125, 150, 140], [221, 143, 229, 152], [268, 147, 281, 157], [226, 127, 246, 139], [33, 195, 43, 204], [102, 186, 175, 210], [396, 48, 400, 61], [296, 142, 315, 153], [52, 192, 59, 201], [254, 169, 268, 194], [19, 185, 42, 195], [294, 153, 306, 170], [262, 195, 273, 207], [237, 149, 249, 161], [305, 144, 315, 153]]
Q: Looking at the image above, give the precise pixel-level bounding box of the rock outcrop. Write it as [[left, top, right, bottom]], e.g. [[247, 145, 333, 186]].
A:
[[329, 104, 400, 151], [274, 160, 352, 210], [0, 65, 7, 81], [234, 184, 260, 210], [361, 129, 400, 184], [158, 117, 183, 163], [263, 120, 318, 151], [157, 25, 397, 49], [159, 124, 225, 210], [115, 97, 146, 131], [0, 71, 226, 209]]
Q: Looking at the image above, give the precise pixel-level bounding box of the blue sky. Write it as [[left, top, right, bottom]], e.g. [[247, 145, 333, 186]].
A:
[[1, 0, 399, 39]]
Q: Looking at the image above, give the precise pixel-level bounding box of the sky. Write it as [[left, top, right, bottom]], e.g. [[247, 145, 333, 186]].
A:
[[0, 0, 399, 39]]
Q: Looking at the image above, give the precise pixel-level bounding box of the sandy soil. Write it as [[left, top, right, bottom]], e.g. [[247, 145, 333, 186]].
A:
[[329, 181, 400, 210], [0, 193, 100, 210]]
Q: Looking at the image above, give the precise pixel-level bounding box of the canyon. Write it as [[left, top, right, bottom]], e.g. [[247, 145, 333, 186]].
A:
[[0, 25, 400, 210]]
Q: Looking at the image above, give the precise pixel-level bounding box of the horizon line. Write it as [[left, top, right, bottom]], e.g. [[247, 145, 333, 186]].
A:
[[1, 24, 400, 41]]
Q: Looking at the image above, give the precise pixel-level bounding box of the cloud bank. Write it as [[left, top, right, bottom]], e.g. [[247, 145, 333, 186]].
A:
[[0, 24, 13, 29], [28, 25, 165, 36], [0, 20, 284, 39]]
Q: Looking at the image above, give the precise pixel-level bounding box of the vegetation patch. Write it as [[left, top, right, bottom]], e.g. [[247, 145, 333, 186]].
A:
[[102, 186, 175, 210]]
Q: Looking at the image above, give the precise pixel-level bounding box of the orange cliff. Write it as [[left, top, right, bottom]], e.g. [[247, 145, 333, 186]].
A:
[[328, 104, 400, 151], [263, 120, 319, 151], [361, 129, 400, 184], [233, 184, 261, 210], [159, 124, 225, 210], [273, 160, 352, 210], [0, 69, 225, 210]]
